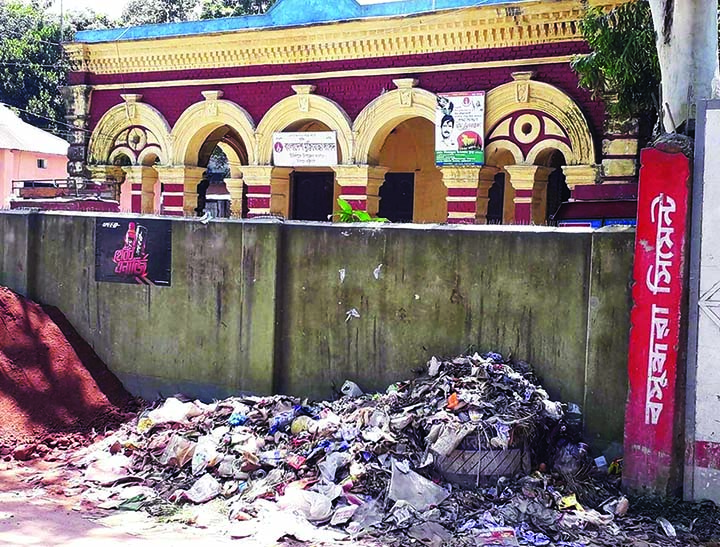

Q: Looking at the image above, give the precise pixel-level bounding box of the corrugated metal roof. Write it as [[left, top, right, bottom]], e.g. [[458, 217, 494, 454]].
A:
[[75, 0, 530, 43], [0, 105, 69, 156]]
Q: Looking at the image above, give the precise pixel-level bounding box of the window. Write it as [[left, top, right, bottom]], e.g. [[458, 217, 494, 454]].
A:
[[37, 158, 47, 169]]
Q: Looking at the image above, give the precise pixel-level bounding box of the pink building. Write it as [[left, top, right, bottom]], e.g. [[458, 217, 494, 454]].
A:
[[0, 104, 69, 207]]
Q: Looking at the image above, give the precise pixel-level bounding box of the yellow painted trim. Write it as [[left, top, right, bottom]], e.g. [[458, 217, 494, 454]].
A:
[[354, 86, 437, 165], [66, 1, 624, 75], [486, 79, 596, 165], [171, 96, 257, 165], [256, 93, 353, 165], [89, 55, 576, 91], [88, 100, 172, 166]]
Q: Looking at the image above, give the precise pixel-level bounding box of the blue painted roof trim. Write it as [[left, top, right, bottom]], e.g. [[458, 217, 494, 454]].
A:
[[75, 0, 527, 43]]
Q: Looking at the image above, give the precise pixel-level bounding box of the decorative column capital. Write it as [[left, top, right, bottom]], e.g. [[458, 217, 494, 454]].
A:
[[504, 164, 554, 191], [562, 164, 600, 189], [333, 164, 390, 215], [242, 166, 292, 185], [333, 164, 389, 185], [440, 166, 482, 189], [153, 165, 206, 183]]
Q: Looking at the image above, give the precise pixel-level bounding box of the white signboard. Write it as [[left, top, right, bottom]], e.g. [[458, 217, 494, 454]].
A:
[[435, 91, 485, 166], [272, 131, 338, 167]]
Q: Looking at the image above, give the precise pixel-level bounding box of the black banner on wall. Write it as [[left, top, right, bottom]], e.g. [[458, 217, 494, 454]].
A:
[[95, 218, 172, 286]]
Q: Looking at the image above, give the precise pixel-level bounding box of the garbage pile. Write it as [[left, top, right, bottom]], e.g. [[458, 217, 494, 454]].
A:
[[73, 353, 631, 546]]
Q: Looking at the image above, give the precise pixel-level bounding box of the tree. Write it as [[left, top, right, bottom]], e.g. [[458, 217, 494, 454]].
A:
[[119, 0, 199, 26], [200, 0, 277, 19], [571, 1, 660, 125], [646, 0, 720, 133], [0, 1, 114, 134]]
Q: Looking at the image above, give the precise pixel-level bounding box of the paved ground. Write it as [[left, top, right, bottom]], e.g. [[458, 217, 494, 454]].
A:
[[0, 461, 236, 547]]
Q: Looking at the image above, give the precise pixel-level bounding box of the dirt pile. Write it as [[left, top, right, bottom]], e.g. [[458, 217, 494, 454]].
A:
[[0, 287, 134, 453]]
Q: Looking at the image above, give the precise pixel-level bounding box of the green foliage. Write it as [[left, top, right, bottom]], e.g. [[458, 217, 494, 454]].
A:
[[0, 1, 113, 133], [200, 0, 278, 19], [333, 198, 389, 223], [571, 0, 660, 121], [119, 0, 199, 26]]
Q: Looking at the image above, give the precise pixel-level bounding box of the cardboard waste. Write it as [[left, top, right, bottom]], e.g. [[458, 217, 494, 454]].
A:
[[69, 352, 647, 546]]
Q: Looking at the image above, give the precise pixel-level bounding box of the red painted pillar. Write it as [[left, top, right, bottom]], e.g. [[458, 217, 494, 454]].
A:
[[623, 148, 690, 496]]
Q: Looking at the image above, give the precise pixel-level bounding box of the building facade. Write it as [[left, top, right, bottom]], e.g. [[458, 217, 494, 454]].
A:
[[65, 0, 636, 224], [0, 105, 70, 208]]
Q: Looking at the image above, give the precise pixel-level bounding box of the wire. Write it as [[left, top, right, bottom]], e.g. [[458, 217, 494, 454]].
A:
[[0, 61, 66, 68], [3, 28, 63, 47]]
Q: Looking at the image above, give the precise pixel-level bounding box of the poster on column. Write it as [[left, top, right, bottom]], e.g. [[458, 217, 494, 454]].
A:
[[95, 218, 172, 286], [272, 131, 338, 166], [435, 91, 485, 166]]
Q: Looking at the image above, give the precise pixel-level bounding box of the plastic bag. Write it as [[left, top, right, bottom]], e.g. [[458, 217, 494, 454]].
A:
[[278, 488, 333, 522], [147, 398, 203, 425], [159, 435, 196, 468], [170, 473, 221, 504], [388, 460, 450, 511], [192, 436, 219, 475], [318, 452, 351, 483], [341, 380, 363, 397]]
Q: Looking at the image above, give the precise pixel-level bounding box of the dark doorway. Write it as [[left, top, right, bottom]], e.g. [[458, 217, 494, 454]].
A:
[[291, 171, 334, 221], [379, 173, 414, 222], [546, 151, 570, 222], [486, 172, 505, 224]]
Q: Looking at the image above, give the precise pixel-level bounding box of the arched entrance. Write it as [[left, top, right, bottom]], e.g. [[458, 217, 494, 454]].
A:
[[375, 117, 443, 222], [88, 95, 172, 214], [172, 92, 255, 216], [255, 87, 352, 220], [484, 74, 596, 224], [354, 80, 446, 223]]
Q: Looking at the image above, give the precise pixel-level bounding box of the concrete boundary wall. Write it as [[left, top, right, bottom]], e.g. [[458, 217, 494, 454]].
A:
[[0, 211, 633, 448]]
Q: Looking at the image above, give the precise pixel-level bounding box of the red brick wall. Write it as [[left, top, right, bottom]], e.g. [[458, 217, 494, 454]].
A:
[[81, 40, 605, 162]]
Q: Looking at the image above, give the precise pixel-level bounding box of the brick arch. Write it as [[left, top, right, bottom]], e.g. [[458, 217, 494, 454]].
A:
[[88, 98, 172, 166], [485, 79, 596, 166], [171, 95, 256, 166], [256, 89, 353, 164], [354, 85, 436, 166]]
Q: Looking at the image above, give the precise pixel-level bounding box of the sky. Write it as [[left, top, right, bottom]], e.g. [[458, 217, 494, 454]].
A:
[[43, 0, 397, 20]]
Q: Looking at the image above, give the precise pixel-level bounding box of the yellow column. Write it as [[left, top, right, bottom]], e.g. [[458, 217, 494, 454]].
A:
[[476, 166, 499, 224], [441, 166, 482, 224], [225, 177, 245, 218], [504, 165, 553, 225], [332, 165, 389, 218], [241, 166, 292, 218], [121, 166, 158, 214], [154, 166, 205, 216]]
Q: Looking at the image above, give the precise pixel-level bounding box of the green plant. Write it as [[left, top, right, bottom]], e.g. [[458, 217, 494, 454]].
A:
[[571, 1, 660, 122], [333, 198, 388, 223]]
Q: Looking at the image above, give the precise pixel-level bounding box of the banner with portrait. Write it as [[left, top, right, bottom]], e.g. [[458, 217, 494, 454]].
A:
[[435, 91, 485, 166]]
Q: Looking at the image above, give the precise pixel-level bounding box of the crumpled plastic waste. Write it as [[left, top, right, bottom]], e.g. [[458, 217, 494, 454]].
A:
[[388, 460, 450, 511], [68, 351, 647, 547], [170, 473, 221, 504]]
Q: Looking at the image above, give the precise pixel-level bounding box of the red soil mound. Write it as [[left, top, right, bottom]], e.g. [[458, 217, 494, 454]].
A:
[[0, 287, 134, 448]]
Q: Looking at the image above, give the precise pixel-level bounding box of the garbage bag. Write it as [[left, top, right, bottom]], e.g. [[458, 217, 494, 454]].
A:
[[147, 397, 203, 425], [278, 488, 333, 522], [388, 460, 450, 511], [170, 473, 221, 504]]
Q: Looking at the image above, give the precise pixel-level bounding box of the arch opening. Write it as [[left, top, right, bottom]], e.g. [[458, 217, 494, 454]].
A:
[[376, 117, 444, 223]]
